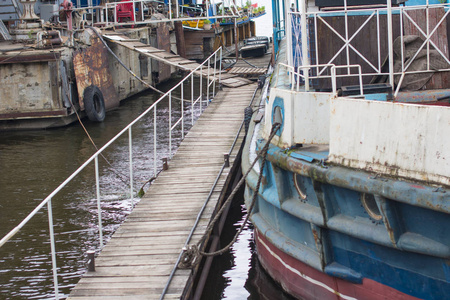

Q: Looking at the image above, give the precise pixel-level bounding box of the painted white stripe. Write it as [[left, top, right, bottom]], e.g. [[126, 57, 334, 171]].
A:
[[258, 235, 358, 300]]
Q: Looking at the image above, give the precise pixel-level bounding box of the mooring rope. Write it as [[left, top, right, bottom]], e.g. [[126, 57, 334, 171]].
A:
[[179, 122, 280, 269]]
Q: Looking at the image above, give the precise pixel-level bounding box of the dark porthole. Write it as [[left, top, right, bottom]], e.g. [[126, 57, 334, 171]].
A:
[[361, 193, 382, 221], [293, 174, 307, 200]]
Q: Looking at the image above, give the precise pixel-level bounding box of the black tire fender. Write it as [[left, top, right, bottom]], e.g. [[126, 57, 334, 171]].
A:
[[83, 85, 106, 122]]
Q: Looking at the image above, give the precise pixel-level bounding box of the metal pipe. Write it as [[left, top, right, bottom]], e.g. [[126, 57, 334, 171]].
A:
[[300, 0, 309, 91], [387, 0, 394, 89], [154, 106, 157, 176], [377, 9, 381, 72], [169, 92, 172, 158], [400, 7, 404, 80], [219, 47, 222, 87], [207, 58, 211, 108], [200, 64, 203, 110], [181, 83, 184, 139], [191, 73, 194, 125], [129, 127, 134, 208], [47, 198, 59, 300], [95, 156, 103, 248], [213, 52, 217, 97], [426, 0, 430, 71]]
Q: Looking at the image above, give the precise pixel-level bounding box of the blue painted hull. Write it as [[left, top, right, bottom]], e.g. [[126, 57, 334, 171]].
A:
[[243, 132, 450, 300]]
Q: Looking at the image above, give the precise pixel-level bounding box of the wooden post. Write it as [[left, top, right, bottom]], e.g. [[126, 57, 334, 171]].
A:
[[174, 21, 186, 58]]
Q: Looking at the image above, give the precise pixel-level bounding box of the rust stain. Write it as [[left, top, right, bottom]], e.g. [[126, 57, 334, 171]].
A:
[[73, 32, 119, 111], [312, 227, 320, 249], [378, 205, 397, 246]]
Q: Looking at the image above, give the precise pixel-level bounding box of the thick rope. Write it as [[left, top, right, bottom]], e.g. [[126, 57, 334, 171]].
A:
[[179, 122, 280, 269]]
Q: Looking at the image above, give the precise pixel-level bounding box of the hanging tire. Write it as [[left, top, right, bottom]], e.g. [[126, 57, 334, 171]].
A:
[[83, 85, 106, 122]]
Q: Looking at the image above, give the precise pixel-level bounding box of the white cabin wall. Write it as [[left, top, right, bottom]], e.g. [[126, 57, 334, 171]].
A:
[[264, 88, 332, 147], [328, 98, 450, 186]]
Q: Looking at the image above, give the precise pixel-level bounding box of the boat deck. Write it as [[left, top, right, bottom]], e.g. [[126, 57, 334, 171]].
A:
[[67, 82, 260, 299]]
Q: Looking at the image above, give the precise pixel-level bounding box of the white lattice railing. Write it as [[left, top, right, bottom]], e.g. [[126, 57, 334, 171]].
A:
[[287, 0, 450, 96]]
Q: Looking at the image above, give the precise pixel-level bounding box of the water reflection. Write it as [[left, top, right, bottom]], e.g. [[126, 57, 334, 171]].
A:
[[201, 192, 295, 300], [0, 76, 289, 299], [0, 79, 201, 299]]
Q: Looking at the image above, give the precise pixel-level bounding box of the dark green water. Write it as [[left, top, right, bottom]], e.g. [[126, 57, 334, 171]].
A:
[[0, 79, 289, 299]]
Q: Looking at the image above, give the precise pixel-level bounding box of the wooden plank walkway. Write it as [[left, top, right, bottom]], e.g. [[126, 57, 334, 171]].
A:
[[68, 83, 259, 299], [102, 33, 254, 88]]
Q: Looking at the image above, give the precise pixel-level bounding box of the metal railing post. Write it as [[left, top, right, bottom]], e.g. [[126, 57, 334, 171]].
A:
[[207, 57, 211, 108], [300, 0, 309, 91], [200, 64, 203, 110], [95, 156, 103, 248], [132, 0, 136, 26], [106, 4, 109, 27], [213, 52, 217, 97], [128, 127, 134, 208], [47, 198, 59, 300], [169, 92, 172, 158], [387, 0, 394, 90], [191, 73, 194, 125], [181, 83, 185, 139], [154, 106, 157, 176], [219, 47, 222, 87]]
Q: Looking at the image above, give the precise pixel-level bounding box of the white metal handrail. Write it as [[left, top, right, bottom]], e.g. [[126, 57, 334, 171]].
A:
[[278, 62, 363, 96], [289, 0, 450, 95], [0, 46, 223, 300], [100, 0, 240, 27]]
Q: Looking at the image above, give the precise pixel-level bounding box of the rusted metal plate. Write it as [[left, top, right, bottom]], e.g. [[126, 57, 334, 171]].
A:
[[73, 32, 119, 111]]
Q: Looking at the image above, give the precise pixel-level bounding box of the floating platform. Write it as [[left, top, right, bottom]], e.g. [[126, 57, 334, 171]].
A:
[[68, 82, 260, 299]]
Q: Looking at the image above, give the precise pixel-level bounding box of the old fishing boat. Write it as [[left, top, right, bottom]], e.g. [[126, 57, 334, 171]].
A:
[[242, 0, 449, 299]]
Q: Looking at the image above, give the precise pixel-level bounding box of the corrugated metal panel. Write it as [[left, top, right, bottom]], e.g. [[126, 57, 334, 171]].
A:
[[328, 98, 450, 186]]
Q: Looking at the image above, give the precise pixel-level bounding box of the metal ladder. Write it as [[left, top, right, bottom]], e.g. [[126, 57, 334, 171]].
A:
[[0, 19, 12, 41]]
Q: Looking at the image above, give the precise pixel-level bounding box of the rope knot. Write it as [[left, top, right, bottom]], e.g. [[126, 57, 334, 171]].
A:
[[178, 244, 200, 269]]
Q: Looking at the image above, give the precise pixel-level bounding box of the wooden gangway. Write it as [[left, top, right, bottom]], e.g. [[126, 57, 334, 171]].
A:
[[102, 33, 254, 88], [68, 83, 259, 299]]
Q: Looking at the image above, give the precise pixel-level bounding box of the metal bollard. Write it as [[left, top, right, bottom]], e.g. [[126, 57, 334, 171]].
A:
[[87, 250, 96, 272], [162, 158, 169, 170], [224, 153, 230, 168]]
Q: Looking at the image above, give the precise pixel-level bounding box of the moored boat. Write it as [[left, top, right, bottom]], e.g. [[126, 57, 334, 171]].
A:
[[0, 0, 262, 131], [242, 0, 450, 299]]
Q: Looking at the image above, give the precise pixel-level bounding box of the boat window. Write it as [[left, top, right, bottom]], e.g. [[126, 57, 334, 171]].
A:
[[294, 174, 307, 200], [361, 193, 382, 221]]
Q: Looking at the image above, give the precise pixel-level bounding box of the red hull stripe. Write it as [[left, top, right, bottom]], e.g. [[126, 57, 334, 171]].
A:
[[255, 230, 419, 300], [256, 233, 357, 300]]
